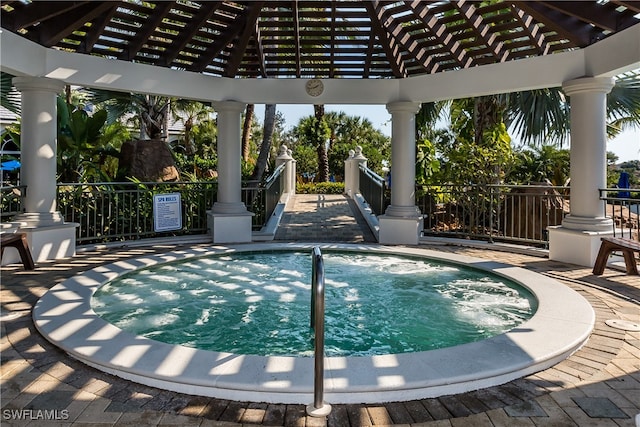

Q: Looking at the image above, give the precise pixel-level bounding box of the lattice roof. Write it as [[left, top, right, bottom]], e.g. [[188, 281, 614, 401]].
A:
[[2, 1, 639, 79]]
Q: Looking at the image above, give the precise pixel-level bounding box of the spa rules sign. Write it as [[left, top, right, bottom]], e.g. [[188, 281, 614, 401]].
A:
[[153, 193, 182, 232]]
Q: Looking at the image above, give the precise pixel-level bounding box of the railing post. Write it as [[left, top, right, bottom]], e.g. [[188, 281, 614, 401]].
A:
[[344, 146, 367, 197], [307, 247, 332, 417]]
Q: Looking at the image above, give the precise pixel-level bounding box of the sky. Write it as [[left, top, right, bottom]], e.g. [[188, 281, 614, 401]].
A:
[[254, 104, 640, 163]]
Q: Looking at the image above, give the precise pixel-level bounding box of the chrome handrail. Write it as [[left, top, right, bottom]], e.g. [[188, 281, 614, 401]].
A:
[[307, 247, 331, 417]]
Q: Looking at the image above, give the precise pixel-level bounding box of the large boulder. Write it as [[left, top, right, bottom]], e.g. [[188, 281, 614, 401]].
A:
[[119, 139, 179, 182]]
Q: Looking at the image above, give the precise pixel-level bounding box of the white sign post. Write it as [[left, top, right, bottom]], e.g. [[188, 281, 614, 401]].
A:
[[153, 193, 182, 232]]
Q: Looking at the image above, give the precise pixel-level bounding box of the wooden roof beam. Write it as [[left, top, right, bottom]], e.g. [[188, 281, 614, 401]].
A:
[[453, 0, 509, 63], [2, 1, 88, 32], [118, 2, 175, 61], [512, 1, 594, 46], [381, 10, 434, 73], [510, 5, 550, 55], [364, 1, 406, 78], [36, 2, 116, 47], [406, 0, 473, 70], [293, 0, 301, 78], [538, 1, 632, 32], [159, 2, 220, 67], [223, 2, 264, 77]]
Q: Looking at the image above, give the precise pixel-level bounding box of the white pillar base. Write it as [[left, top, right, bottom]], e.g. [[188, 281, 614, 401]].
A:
[[1, 223, 78, 265], [548, 226, 613, 267], [378, 214, 422, 245], [208, 212, 254, 244]]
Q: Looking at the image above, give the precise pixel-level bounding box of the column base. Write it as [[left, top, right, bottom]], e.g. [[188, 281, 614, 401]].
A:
[[212, 201, 250, 215], [561, 214, 613, 232], [548, 226, 613, 267], [13, 211, 65, 227], [207, 211, 254, 244], [378, 214, 422, 245], [1, 222, 78, 265]]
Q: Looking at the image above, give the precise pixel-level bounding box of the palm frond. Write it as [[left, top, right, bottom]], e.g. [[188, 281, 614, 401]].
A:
[[1, 72, 21, 115]]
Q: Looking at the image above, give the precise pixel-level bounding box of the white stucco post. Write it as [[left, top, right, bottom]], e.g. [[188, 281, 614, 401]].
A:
[[275, 144, 295, 195], [207, 100, 253, 243], [378, 101, 422, 244], [344, 145, 367, 197], [548, 76, 615, 267], [8, 76, 77, 263]]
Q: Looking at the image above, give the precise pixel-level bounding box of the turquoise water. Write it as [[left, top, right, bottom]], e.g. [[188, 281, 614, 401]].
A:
[[92, 251, 537, 357]]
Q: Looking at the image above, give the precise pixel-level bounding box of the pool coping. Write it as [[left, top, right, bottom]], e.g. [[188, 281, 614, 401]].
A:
[[32, 243, 595, 404]]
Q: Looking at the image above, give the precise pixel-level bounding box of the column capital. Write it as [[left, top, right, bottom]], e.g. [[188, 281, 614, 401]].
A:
[[212, 100, 246, 113], [12, 76, 65, 94], [562, 76, 615, 96], [386, 101, 421, 115]]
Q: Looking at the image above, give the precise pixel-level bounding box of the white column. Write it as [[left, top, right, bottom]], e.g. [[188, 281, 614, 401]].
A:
[[344, 145, 367, 197], [207, 100, 253, 243], [548, 76, 615, 267], [13, 77, 65, 225], [7, 76, 77, 264], [378, 101, 422, 245]]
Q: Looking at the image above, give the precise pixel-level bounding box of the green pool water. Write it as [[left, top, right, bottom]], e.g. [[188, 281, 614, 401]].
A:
[[92, 250, 537, 357]]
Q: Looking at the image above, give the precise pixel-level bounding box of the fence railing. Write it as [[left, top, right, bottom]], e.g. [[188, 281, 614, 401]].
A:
[[358, 164, 387, 216], [54, 167, 285, 244], [415, 184, 571, 247], [56, 181, 218, 244], [241, 164, 285, 230], [0, 185, 26, 222], [600, 188, 640, 241]]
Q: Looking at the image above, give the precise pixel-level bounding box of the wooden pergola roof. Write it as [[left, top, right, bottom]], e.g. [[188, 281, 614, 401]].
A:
[[1, 1, 639, 80]]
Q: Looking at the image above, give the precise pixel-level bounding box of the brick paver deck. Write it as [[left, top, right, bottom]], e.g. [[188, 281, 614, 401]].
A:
[[1, 194, 638, 426]]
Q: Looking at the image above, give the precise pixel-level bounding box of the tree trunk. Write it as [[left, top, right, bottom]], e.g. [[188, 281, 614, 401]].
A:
[[242, 104, 254, 161], [314, 104, 330, 182], [251, 104, 276, 182]]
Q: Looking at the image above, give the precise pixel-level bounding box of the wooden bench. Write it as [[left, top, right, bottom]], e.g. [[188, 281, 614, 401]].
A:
[[0, 233, 35, 270], [593, 236, 639, 275]]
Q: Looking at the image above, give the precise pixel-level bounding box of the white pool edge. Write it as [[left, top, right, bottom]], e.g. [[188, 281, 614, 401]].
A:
[[33, 243, 595, 404]]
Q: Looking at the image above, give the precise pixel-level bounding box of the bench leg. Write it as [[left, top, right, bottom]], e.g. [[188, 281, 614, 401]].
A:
[[592, 243, 613, 275], [1, 235, 35, 270], [621, 249, 639, 275]]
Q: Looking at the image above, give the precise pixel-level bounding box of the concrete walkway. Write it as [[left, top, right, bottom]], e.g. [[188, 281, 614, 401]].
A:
[[1, 194, 639, 426], [275, 194, 376, 242]]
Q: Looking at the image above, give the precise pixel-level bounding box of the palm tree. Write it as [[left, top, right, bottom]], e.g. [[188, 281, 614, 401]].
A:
[[251, 104, 277, 182], [417, 71, 640, 184], [86, 90, 170, 140], [313, 104, 331, 182], [242, 104, 255, 161], [173, 101, 213, 155]]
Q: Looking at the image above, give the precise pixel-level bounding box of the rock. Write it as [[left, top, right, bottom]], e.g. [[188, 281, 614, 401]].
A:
[[119, 139, 179, 182]]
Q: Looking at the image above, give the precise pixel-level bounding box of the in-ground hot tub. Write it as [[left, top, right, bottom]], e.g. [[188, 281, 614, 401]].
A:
[[33, 243, 594, 404]]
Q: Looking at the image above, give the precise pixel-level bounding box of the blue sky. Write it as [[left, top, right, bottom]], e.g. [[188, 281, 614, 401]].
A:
[[255, 104, 639, 163]]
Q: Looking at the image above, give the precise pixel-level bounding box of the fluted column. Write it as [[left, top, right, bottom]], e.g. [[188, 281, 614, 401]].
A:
[[378, 101, 422, 245], [548, 76, 615, 267]]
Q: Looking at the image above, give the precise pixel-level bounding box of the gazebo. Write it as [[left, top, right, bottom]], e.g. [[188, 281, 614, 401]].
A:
[[1, 1, 639, 267]]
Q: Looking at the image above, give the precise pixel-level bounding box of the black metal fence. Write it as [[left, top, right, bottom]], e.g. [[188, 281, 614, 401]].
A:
[[416, 184, 570, 246], [358, 164, 387, 216]]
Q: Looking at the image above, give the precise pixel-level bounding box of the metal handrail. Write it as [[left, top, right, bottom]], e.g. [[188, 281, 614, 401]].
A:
[[307, 247, 331, 417], [358, 164, 387, 216]]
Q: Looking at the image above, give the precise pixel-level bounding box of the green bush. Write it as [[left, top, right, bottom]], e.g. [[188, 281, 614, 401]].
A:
[[296, 182, 345, 194]]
